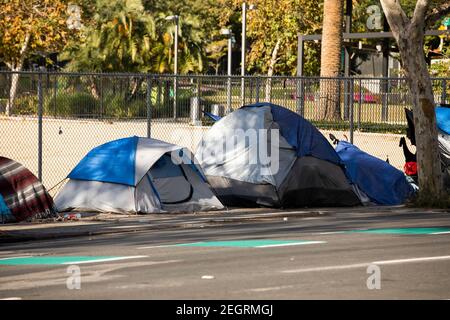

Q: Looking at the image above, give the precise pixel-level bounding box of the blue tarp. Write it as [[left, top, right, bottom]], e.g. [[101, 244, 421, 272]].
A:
[[436, 107, 450, 135], [203, 111, 222, 122], [0, 194, 13, 219], [336, 141, 414, 205], [246, 102, 342, 165], [68, 136, 138, 186]]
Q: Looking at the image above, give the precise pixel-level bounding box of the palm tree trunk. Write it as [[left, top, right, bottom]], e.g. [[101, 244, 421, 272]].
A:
[[318, 0, 344, 121]]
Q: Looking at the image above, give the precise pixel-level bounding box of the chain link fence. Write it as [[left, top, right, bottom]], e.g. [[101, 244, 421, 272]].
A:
[[1, 71, 448, 192]]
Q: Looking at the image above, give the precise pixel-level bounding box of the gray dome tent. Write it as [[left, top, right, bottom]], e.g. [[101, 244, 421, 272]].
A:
[[55, 137, 224, 214], [195, 103, 360, 207]]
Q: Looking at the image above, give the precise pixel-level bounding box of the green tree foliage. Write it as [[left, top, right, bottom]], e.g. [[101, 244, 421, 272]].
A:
[[63, 0, 222, 73], [0, 0, 74, 115], [62, 0, 155, 72], [217, 0, 322, 76], [0, 0, 72, 70], [143, 0, 223, 74], [351, 0, 450, 75]]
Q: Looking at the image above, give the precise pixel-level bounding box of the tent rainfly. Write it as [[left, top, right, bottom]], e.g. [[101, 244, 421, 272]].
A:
[[0, 156, 57, 223], [195, 102, 361, 208]]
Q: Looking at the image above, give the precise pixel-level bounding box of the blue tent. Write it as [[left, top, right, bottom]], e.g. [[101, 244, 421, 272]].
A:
[[336, 141, 414, 205], [196, 102, 360, 207], [55, 137, 223, 214]]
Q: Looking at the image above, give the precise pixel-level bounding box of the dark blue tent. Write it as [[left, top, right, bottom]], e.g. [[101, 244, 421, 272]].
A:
[[259, 103, 342, 165], [336, 141, 414, 205], [196, 102, 360, 207]]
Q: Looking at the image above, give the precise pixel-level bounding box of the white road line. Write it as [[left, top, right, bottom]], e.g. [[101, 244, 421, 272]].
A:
[[248, 285, 294, 292], [0, 255, 32, 261], [373, 255, 450, 265], [282, 255, 450, 274], [317, 231, 345, 235], [107, 225, 149, 229], [137, 244, 178, 250], [283, 263, 369, 273], [61, 255, 148, 265], [0, 297, 22, 300], [256, 241, 326, 248]]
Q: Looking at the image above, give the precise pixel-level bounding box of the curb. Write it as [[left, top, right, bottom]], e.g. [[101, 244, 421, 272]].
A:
[[0, 210, 331, 244]]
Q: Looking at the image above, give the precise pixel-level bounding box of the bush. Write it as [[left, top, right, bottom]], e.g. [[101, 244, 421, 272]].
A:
[[103, 93, 147, 118], [11, 94, 38, 115], [44, 91, 99, 117]]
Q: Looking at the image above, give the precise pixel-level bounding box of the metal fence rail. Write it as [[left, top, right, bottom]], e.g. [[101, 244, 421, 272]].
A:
[[0, 71, 448, 190]]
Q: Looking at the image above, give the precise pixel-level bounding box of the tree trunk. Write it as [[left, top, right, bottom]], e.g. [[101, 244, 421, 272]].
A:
[[380, 0, 445, 202], [318, 0, 344, 121], [6, 69, 21, 116], [5, 31, 31, 116], [265, 39, 281, 102], [89, 77, 100, 100]]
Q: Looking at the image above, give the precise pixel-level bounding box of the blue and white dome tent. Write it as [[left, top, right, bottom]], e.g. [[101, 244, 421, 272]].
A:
[[55, 136, 224, 214], [195, 102, 361, 207]]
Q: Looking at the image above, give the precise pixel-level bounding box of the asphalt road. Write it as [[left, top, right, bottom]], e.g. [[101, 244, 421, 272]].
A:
[[1, 209, 450, 299]]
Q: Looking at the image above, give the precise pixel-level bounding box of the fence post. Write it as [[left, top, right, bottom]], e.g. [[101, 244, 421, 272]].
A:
[[99, 75, 104, 119], [296, 77, 305, 116], [343, 78, 349, 120], [37, 73, 43, 182], [226, 76, 232, 114], [173, 75, 178, 120], [53, 74, 57, 117], [197, 76, 201, 106], [381, 77, 388, 121], [241, 76, 245, 107], [358, 78, 362, 130], [157, 78, 162, 115], [255, 77, 260, 103], [349, 78, 354, 144], [146, 75, 152, 138], [441, 79, 447, 105], [249, 77, 254, 103]]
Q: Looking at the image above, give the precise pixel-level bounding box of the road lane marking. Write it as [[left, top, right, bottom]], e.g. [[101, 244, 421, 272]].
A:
[[0, 255, 33, 261], [0, 255, 148, 266], [173, 240, 326, 248], [282, 255, 450, 274], [61, 255, 148, 265], [137, 244, 178, 249], [0, 297, 22, 300], [345, 227, 450, 235], [138, 240, 326, 249], [373, 255, 450, 265], [318, 231, 345, 235], [247, 285, 294, 292], [256, 241, 326, 248], [107, 225, 150, 229]]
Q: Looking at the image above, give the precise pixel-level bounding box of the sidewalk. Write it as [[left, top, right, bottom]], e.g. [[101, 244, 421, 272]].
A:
[[0, 206, 447, 243]]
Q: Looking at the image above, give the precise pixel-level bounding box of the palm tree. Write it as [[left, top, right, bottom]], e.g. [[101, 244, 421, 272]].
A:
[[151, 12, 205, 74], [64, 0, 156, 73], [318, 0, 344, 121]]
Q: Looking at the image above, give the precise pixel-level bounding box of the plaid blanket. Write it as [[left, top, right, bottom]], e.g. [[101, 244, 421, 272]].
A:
[[0, 157, 56, 222]]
